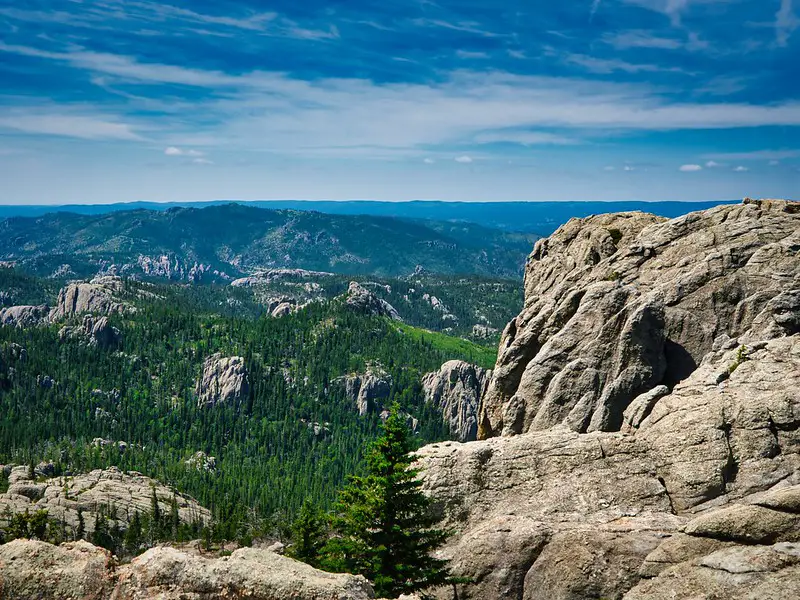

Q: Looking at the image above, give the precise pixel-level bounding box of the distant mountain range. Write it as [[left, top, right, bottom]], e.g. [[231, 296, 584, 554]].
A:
[[0, 200, 739, 236], [0, 204, 538, 280]]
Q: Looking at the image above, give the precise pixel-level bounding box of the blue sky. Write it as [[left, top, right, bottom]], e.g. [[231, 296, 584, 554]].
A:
[[0, 0, 798, 203]]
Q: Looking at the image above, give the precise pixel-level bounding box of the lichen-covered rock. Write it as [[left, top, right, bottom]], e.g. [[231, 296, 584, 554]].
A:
[[480, 200, 800, 438], [195, 353, 250, 409], [0, 304, 50, 328], [0, 539, 115, 600], [422, 361, 491, 442], [344, 282, 401, 320], [0, 466, 210, 536]]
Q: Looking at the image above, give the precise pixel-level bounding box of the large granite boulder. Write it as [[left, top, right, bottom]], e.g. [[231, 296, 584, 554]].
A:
[[195, 353, 250, 409], [422, 361, 491, 442], [0, 466, 210, 536], [59, 314, 122, 348], [481, 199, 800, 438], [414, 200, 800, 599]]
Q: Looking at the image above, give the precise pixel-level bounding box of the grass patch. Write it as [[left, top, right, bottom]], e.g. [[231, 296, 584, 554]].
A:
[[391, 322, 497, 369]]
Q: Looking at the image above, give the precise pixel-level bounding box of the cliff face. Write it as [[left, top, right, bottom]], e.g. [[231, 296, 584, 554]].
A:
[[418, 199, 800, 599], [480, 199, 799, 438]]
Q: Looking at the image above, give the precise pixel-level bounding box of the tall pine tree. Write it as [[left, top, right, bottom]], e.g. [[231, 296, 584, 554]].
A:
[[288, 497, 326, 567], [322, 404, 451, 598]]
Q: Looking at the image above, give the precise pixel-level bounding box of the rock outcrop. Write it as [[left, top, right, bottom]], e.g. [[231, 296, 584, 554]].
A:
[[195, 353, 250, 408], [415, 199, 800, 599], [0, 466, 210, 536], [50, 276, 125, 320], [59, 314, 122, 348], [0, 540, 375, 600], [0, 304, 50, 328], [339, 364, 392, 416], [422, 361, 491, 442], [344, 282, 402, 320], [480, 199, 800, 438]]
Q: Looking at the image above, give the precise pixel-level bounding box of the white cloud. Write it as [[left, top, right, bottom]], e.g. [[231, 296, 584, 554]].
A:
[[165, 146, 204, 156], [455, 156, 473, 163], [776, 0, 799, 46], [590, 0, 603, 19], [734, 165, 749, 172], [423, 158, 435, 164], [2, 43, 800, 156], [769, 160, 780, 166], [680, 164, 703, 172], [0, 111, 141, 141], [705, 160, 722, 167], [624, 165, 635, 171], [192, 157, 213, 165], [703, 150, 800, 161], [604, 166, 615, 171], [456, 50, 489, 59]]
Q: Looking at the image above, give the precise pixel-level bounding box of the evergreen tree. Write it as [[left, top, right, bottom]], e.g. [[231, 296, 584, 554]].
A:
[[125, 511, 143, 555], [322, 405, 451, 598], [91, 511, 113, 551], [288, 497, 326, 567], [149, 486, 162, 542], [76, 507, 85, 540], [170, 493, 180, 540]]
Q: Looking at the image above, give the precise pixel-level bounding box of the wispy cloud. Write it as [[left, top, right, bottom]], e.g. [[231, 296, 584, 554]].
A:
[[455, 155, 473, 163], [703, 149, 800, 161], [0, 110, 141, 141], [776, 0, 799, 46], [733, 165, 749, 172], [679, 163, 703, 171], [165, 146, 204, 157]]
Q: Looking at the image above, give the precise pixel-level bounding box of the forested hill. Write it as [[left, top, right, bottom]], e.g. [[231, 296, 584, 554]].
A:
[[0, 272, 497, 539], [0, 204, 537, 280]]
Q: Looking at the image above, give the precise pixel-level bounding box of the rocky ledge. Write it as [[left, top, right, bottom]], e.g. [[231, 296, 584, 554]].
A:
[[0, 540, 375, 600], [0, 466, 210, 536], [416, 199, 800, 599]]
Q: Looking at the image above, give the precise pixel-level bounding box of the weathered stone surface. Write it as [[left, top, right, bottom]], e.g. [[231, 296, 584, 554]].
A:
[[115, 545, 375, 600], [339, 364, 392, 416], [0, 540, 376, 600], [195, 353, 250, 409], [344, 282, 401, 320], [51, 276, 125, 320], [417, 200, 800, 599], [0, 304, 50, 328], [623, 543, 800, 600], [422, 361, 491, 442], [0, 466, 210, 535], [481, 200, 800, 438], [0, 539, 115, 600]]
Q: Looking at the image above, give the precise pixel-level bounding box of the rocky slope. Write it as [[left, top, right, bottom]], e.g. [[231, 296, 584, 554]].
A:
[[0, 466, 210, 536], [0, 540, 375, 600], [195, 353, 251, 409], [417, 199, 800, 599]]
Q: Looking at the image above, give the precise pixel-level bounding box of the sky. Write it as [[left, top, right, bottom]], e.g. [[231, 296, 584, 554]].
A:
[[0, 0, 798, 203]]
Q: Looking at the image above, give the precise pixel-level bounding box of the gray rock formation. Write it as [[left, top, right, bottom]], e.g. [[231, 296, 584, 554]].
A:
[[59, 314, 121, 347], [196, 353, 250, 408], [0, 304, 50, 328], [480, 199, 800, 438], [345, 281, 402, 320], [414, 200, 800, 599], [231, 268, 335, 287], [50, 276, 125, 320], [0, 539, 375, 600], [339, 364, 392, 416], [0, 466, 210, 536], [422, 361, 491, 442]]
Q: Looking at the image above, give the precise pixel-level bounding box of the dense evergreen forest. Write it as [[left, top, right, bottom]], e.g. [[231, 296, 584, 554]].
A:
[[0, 268, 505, 540]]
